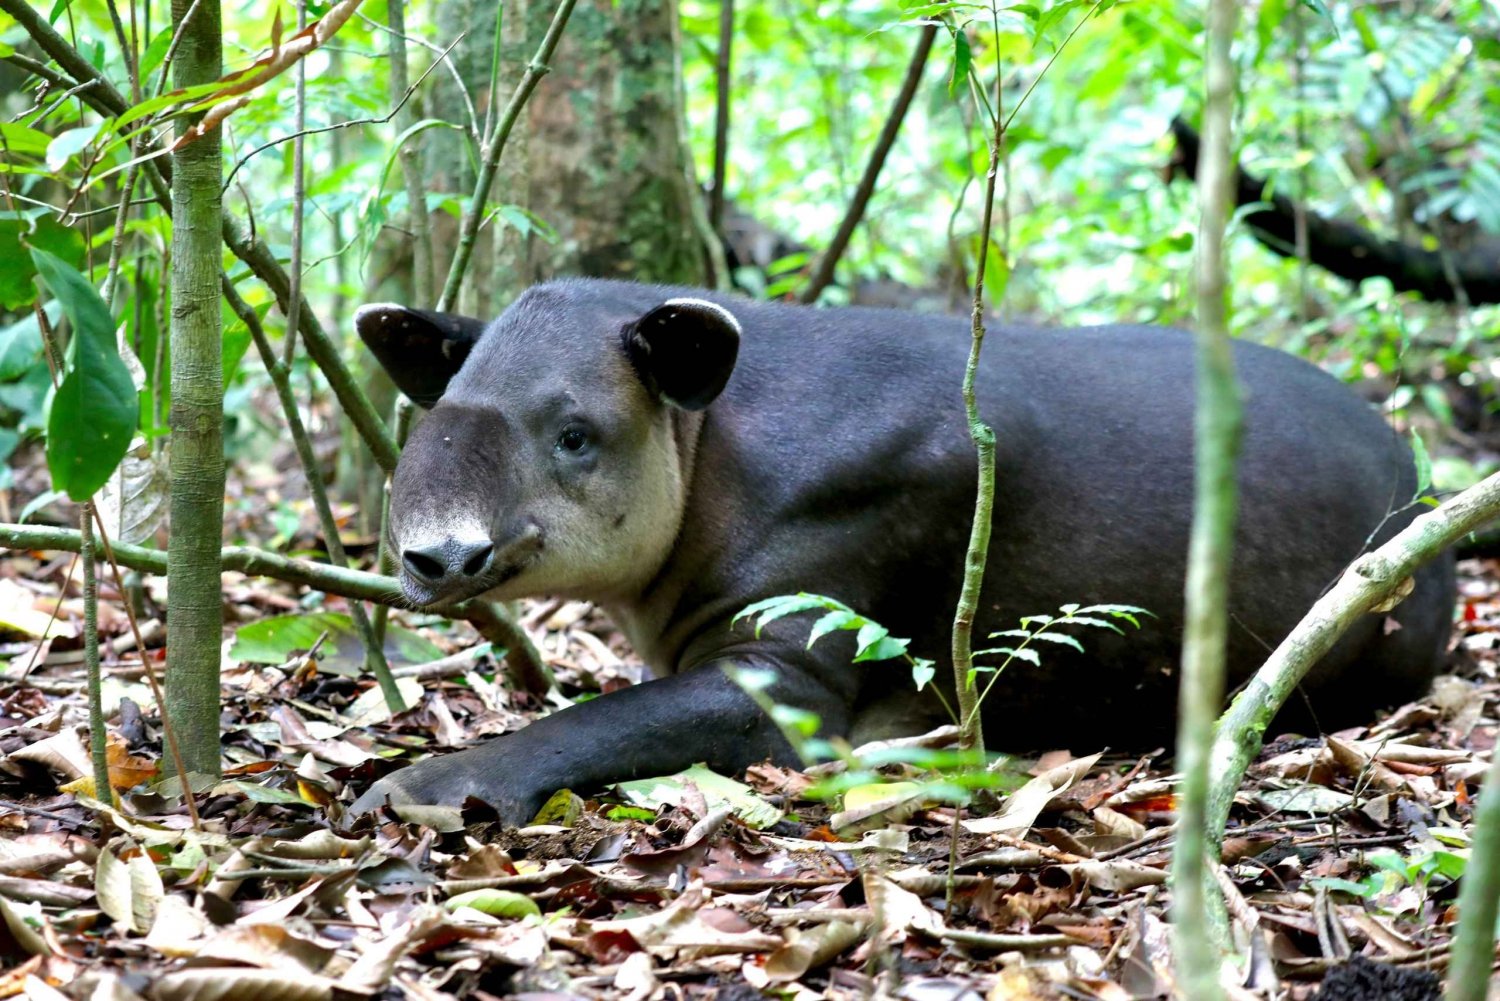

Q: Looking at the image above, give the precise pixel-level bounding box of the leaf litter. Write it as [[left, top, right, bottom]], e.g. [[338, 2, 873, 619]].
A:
[[0, 527, 1496, 999]]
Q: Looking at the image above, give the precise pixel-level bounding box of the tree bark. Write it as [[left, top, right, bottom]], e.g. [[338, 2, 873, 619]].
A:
[[480, 0, 710, 306], [166, 0, 226, 778]]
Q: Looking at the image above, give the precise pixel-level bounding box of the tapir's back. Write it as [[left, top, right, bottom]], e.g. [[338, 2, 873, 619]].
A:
[[667, 294, 1451, 743]]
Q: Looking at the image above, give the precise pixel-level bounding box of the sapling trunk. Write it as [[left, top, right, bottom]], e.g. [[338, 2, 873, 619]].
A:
[[1171, 0, 1243, 995], [1447, 742, 1500, 1001], [166, 0, 226, 779]]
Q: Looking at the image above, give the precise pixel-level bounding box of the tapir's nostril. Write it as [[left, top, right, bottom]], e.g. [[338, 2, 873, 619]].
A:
[[460, 541, 494, 577], [401, 538, 495, 588], [402, 546, 448, 584]]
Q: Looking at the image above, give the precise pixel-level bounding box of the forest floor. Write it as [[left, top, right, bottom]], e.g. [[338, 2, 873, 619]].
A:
[[0, 443, 1497, 1000]]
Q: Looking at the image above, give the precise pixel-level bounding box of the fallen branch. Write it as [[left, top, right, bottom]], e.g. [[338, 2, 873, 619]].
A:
[[0, 523, 554, 696], [1207, 471, 1500, 852]]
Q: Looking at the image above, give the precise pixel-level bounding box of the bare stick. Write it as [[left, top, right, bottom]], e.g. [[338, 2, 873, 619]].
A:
[[282, 0, 308, 366], [1171, 0, 1242, 993], [437, 0, 579, 313], [799, 25, 936, 305]]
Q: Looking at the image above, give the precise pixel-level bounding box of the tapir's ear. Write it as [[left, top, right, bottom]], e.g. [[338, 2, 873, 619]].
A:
[[355, 304, 488, 408], [622, 298, 741, 410]]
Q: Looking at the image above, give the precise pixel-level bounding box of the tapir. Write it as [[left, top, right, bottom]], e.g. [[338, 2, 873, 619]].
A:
[[349, 278, 1454, 822]]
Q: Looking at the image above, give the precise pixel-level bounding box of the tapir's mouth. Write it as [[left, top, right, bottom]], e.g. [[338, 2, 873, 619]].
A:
[[398, 524, 544, 610]]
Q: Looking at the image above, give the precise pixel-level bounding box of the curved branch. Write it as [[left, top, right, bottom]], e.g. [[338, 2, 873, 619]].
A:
[[1207, 472, 1500, 856], [1169, 117, 1500, 306]]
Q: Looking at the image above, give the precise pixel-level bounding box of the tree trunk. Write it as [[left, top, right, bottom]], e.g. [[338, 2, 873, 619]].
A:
[[427, 0, 709, 317], [166, 0, 225, 778]]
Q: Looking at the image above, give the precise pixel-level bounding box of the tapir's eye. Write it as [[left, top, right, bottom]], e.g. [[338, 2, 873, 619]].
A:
[[557, 426, 589, 453]]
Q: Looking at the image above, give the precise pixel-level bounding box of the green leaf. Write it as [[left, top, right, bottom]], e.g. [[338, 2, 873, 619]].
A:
[[854, 634, 910, 663], [0, 301, 54, 379], [1410, 430, 1432, 496], [0, 215, 85, 310], [445, 889, 542, 919], [44, 123, 103, 173], [33, 249, 136, 500], [0, 123, 51, 157], [807, 608, 859, 647], [910, 657, 936, 691], [230, 612, 444, 674], [948, 28, 972, 98]]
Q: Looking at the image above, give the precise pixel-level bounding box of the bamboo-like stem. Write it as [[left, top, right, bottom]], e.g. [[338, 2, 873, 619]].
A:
[[1447, 743, 1500, 1000], [225, 283, 406, 713], [1171, 0, 1242, 994], [949, 19, 1005, 756], [80, 505, 114, 808], [437, 0, 579, 313], [799, 25, 936, 305], [166, 0, 226, 779]]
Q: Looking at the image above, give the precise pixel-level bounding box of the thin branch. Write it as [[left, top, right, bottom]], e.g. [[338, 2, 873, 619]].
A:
[[80, 507, 114, 808], [0, 0, 132, 114], [225, 281, 406, 713], [282, 0, 308, 367], [0, 523, 405, 604], [437, 0, 580, 313], [710, 0, 734, 234], [799, 25, 936, 305], [219, 39, 452, 194]]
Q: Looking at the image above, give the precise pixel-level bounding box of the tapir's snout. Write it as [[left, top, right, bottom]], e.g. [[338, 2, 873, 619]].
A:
[[401, 536, 495, 589], [394, 523, 543, 608]]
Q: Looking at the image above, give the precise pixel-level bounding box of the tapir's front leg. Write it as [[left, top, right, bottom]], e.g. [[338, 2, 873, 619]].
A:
[[351, 657, 850, 825]]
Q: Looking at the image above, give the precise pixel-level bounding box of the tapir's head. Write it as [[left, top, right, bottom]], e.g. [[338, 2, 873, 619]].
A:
[[356, 282, 741, 608]]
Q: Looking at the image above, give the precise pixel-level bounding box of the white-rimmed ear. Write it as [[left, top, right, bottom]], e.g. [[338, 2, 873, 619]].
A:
[[621, 297, 742, 410], [355, 304, 489, 407]]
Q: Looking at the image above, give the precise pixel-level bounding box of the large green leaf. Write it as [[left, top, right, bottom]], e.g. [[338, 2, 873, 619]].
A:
[[0, 215, 85, 310], [229, 612, 445, 675], [32, 249, 136, 500]]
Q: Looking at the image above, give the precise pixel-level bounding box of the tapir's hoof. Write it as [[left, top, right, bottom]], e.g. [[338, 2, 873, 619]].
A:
[[349, 748, 547, 827]]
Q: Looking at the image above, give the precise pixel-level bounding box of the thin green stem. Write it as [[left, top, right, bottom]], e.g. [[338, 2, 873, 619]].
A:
[[81, 504, 114, 808], [1171, 0, 1243, 993], [225, 282, 406, 714]]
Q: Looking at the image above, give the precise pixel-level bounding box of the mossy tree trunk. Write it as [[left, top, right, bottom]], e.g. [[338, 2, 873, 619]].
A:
[[427, 0, 709, 315], [166, 0, 226, 778]]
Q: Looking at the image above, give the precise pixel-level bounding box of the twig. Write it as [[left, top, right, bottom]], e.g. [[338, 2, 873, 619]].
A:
[[437, 0, 579, 312], [0, 523, 405, 604], [799, 25, 936, 305]]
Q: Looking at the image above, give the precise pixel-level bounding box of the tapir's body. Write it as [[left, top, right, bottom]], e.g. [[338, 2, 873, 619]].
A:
[[352, 279, 1454, 821]]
